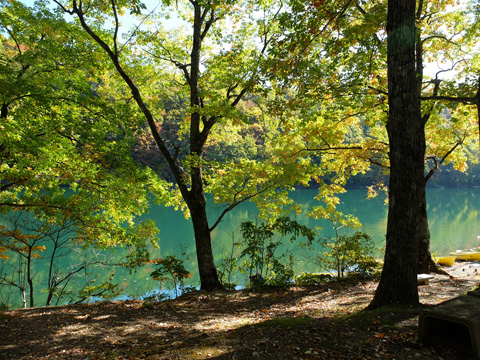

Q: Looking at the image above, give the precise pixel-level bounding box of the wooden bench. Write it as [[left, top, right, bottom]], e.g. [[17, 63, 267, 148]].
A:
[[418, 290, 480, 359], [417, 274, 434, 285]]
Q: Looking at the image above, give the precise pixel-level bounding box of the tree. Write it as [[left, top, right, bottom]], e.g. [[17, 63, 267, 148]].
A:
[[368, 0, 424, 308], [52, 0, 322, 291], [328, 0, 478, 276], [0, 213, 47, 308], [1, 0, 162, 282], [274, 0, 435, 306], [273, 0, 479, 279], [340, 0, 478, 275], [414, 0, 479, 273], [351, 0, 480, 274], [0, 210, 118, 308]]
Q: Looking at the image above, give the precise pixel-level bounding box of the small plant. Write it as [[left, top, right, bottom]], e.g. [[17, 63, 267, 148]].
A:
[[320, 231, 379, 278], [239, 217, 316, 290], [150, 255, 192, 298], [74, 273, 120, 304], [263, 252, 295, 288], [217, 229, 241, 290], [0, 300, 9, 312], [142, 300, 155, 310], [143, 289, 169, 303]]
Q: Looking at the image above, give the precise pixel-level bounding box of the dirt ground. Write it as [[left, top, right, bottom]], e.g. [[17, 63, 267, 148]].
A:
[[2, 262, 480, 360]]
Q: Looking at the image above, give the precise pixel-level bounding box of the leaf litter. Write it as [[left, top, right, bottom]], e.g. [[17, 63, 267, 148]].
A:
[[1, 262, 480, 359]]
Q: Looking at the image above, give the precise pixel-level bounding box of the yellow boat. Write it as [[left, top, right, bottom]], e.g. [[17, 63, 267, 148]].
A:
[[449, 251, 480, 261], [436, 256, 456, 266]]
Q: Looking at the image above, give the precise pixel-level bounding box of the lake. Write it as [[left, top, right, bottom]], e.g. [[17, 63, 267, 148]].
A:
[[2, 187, 480, 309], [151, 187, 480, 263]]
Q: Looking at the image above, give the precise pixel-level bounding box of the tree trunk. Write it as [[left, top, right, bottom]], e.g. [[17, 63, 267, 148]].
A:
[[417, 190, 434, 273], [46, 291, 54, 307], [369, 0, 423, 309], [414, 0, 448, 276], [27, 253, 34, 308], [184, 3, 223, 291], [1, 103, 8, 119], [21, 288, 27, 309], [417, 188, 449, 275], [189, 192, 223, 291]]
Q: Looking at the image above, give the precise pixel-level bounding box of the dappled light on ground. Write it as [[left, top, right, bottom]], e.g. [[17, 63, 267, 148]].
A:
[[1, 262, 479, 359]]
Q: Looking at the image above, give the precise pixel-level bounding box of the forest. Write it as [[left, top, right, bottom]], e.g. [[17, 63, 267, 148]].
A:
[[1, 0, 480, 314]]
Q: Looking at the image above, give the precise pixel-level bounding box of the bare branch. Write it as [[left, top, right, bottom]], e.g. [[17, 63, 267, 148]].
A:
[[110, 0, 120, 55], [52, 0, 75, 15], [144, 46, 191, 84], [200, 8, 217, 42], [4, 27, 23, 56], [421, 79, 441, 125], [119, 3, 161, 53], [356, 2, 382, 46], [421, 95, 476, 104], [209, 180, 280, 233], [425, 141, 462, 183], [432, 59, 467, 80]]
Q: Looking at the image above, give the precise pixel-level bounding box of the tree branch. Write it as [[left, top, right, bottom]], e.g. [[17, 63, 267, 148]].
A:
[[425, 141, 461, 183], [110, 0, 120, 55], [54, 1, 189, 194], [421, 95, 476, 104], [119, 3, 161, 53], [421, 79, 441, 126], [201, 8, 217, 42], [209, 180, 280, 233]]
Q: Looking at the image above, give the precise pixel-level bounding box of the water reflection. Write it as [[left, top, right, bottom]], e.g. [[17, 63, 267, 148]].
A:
[[427, 188, 480, 254]]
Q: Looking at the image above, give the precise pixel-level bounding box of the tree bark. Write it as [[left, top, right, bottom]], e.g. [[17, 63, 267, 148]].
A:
[[417, 188, 448, 274], [417, 190, 434, 273], [27, 251, 34, 308], [369, 0, 423, 309], [184, 2, 223, 291], [188, 191, 223, 290], [1, 103, 8, 119], [414, 0, 447, 276]]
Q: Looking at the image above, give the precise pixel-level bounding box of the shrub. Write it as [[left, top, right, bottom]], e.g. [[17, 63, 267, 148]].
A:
[[320, 231, 379, 278], [0, 301, 8, 312], [217, 230, 241, 290], [295, 272, 333, 286], [150, 255, 192, 298], [239, 217, 315, 290]]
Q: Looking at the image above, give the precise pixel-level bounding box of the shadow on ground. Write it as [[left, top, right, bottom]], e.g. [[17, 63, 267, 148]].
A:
[[0, 277, 476, 360]]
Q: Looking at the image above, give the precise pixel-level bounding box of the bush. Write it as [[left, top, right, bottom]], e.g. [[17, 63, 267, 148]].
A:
[[217, 231, 240, 290], [320, 231, 379, 278], [0, 301, 8, 312], [238, 217, 315, 290], [295, 272, 333, 286], [150, 255, 192, 298]]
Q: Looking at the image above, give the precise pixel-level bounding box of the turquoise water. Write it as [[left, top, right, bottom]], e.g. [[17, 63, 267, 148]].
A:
[[2, 187, 480, 309]]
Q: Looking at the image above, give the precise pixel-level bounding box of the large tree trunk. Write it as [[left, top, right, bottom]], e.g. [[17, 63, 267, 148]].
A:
[[187, 156, 223, 290], [185, 3, 223, 291], [417, 191, 435, 273], [417, 188, 449, 275], [189, 192, 223, 291], [413, 0, 447, 276], [369, 0, 423, 309]]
